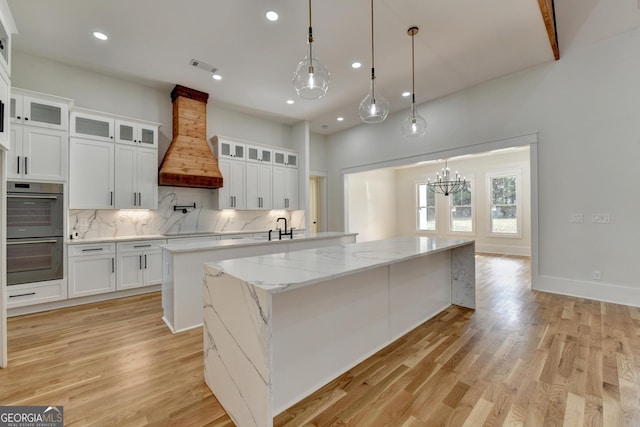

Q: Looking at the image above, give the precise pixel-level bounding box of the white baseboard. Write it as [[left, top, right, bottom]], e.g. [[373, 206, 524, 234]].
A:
[[535, 275, 640, 308], [475, 244, 531, 257]]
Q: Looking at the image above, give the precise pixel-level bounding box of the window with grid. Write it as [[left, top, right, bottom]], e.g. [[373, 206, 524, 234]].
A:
[[416, 183, 436, 231], [490, 174, 518, 234], [449, 182, 473, 233]]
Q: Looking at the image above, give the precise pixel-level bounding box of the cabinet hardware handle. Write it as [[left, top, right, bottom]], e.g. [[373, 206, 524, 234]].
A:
[[8, 194, 58, 200], [110, 191, 114, 206], [139, 255, 142, 270], [17, 156, 19, 174], [133, 192, 137, 206], [110, 136, 113, 139], [16, 115, 21, 119], [134, 244, 152, 248], [81, 247, 104, 252], [24, 157, 28, 174], [8, 239, 57, 245], [0, 100, 4, 132], [10, 292, 36, 298], [144, 254, 147, 269], [139, 193, 142, 205], [112, 258, 115, 273], [24, 117, 29, 121]]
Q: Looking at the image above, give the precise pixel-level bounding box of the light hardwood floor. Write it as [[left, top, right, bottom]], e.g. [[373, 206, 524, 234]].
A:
[[2, 254, 640, 426]]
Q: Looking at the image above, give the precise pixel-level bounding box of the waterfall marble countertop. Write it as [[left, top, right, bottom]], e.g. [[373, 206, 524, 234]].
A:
[[205, 236, 474, 294]]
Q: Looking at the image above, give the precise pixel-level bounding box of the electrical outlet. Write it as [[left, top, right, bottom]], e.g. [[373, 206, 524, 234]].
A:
[[570, 213, 583, 223], [591, 213, 610, 224], [592, 270, 601, 280]]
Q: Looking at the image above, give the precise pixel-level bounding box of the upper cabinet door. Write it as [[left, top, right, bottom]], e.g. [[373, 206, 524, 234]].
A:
[[274, 149, 298, 168], [115, 120, 158, 148], [71, 111, 115, 142], [247, 145, 273, 164], [10, 94, 69, 131], [216, 138, 246, 160]]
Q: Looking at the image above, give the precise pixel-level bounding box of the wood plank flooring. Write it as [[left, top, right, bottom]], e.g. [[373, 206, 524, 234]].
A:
[[2, 254, 640, 426]]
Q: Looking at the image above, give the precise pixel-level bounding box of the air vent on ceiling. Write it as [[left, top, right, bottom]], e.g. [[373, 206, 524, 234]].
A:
[[190, 58, 218, 74]]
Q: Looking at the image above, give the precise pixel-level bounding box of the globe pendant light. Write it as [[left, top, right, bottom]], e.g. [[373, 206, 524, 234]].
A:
[[359, 0, 389, 123], [293, 0, 330, 99], [401, 26, 427, 137]]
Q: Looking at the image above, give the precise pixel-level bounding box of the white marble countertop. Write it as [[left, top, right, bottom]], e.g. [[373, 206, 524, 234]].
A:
[[205, 237, 474, 294], [162, 231, 357, 253]]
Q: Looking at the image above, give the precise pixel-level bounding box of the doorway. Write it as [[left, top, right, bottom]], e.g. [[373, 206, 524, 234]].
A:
[[308, 175, 327, 233]]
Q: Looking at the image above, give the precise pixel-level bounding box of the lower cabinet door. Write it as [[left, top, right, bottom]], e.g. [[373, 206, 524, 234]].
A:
[[117, 252, 144, 290], [68, 255, 116, 298], [142, 250, 162, 285]]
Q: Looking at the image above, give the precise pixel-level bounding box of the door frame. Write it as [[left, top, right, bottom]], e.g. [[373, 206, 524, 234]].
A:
[[309, 172, 328, 232], [1, 149, 7, 367]]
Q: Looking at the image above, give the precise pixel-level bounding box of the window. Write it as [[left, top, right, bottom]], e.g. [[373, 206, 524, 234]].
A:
[[450, 182, 473, 233], [417, 183, 436, 231], [489, 174, 518, 234]]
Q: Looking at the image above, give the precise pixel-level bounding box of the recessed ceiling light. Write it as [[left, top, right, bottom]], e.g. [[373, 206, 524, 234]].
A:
[[93, 31, 108, 41], [402, 91, 411, 97], [337, 117, 344, 121], [266, 11, 279, 21], [286, 99, 294, 105], [212, 74, 222, 80], [351, 62, 362, 69]]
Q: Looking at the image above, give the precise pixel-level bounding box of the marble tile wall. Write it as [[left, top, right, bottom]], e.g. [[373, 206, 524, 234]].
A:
[[69, 186, 305, 239]]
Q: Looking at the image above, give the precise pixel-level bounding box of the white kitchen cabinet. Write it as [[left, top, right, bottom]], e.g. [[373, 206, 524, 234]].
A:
[[213, 136, 246, 160], [8, 126, 68, 181], [247, 145, 272, 164], [116, 240, 165, 290], [246, 162, 272, 210], [71, 110, 115, 142], [7, 280, 67, 308], [114, 145, 157, 209], [215, 158, 246, 209], [68, 243, 116, 298], [273, 149, 298, 168], [115, 119, 158, 148], [273, 166, 299, 210], [10, 91, 69, 131], [69, 137, 115, 209]]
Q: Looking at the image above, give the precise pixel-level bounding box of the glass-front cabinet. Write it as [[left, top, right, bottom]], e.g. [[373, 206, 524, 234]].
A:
[[71, 110, 115, 142], [115, 119, 158, 148], [273, 149, 298, 168], [11, 92, 69, 131]]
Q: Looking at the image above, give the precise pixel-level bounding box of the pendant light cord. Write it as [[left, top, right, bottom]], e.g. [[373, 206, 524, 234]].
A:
[[308, 0, 314, 72], [411, 29, 416, 114], [370, 0, 376, 101]]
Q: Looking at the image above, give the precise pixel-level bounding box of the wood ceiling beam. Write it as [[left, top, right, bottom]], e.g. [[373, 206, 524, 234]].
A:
[[538, 0, 560, 60]]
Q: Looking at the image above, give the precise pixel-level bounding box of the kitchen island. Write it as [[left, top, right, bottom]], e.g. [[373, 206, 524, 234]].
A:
[[203, 237, 475, 427], [161, 231, 357, 332]]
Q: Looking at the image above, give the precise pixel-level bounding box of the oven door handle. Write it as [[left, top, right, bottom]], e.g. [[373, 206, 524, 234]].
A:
[[7, 194, 60, 200], [7, 239, 59, 245]]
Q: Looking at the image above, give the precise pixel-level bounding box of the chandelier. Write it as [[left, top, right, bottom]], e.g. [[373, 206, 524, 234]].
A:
[[427, 160, 468, 196]]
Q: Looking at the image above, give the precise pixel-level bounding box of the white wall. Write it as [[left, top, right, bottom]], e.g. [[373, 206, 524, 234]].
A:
[[346, 169, 396, 242], [309, 132, 327, 173], [395, 148, 531, 256], [327, 28, 640, 306]]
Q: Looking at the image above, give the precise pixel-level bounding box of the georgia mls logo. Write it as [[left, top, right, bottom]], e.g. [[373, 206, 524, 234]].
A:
[[0, 405, 64, 427]]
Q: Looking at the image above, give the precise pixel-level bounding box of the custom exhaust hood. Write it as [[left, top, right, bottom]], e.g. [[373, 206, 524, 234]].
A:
[[158, 85, 223, 188]]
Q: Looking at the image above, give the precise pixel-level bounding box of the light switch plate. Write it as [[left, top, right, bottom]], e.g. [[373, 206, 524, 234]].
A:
[[592, 213, 610, 223], [570, 213, 583, 223]]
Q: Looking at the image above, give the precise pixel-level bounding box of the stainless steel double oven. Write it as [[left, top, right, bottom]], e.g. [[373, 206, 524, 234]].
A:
[[6, 181, 64, 286]]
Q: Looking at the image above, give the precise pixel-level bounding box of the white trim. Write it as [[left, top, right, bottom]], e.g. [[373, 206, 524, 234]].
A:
[[475, 244, 531, 257], [530, 143, 539, 290], [536, 275, 640, 308], [1, 149, 6, 368]]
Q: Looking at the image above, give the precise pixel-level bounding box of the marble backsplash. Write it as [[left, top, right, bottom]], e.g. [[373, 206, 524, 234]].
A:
[[69, 186, 305, 239]]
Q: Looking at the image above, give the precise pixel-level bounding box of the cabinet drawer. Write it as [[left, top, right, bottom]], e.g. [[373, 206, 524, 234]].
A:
[[117, 240, 166, 253], [69, 243, 115, 257], [7, 280, 67, 308]]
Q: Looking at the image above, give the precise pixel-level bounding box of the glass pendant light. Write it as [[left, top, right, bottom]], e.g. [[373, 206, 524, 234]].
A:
[[401, 26, 427, 138], [359, 0, 389, 123], [293, 0, 330, 99]]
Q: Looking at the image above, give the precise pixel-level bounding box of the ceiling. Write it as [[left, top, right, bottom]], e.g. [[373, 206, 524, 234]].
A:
[[7, 0, 640, 135]]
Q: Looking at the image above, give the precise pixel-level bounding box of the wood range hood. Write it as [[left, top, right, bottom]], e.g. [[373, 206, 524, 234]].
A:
[[158, 85, 223, 189]]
